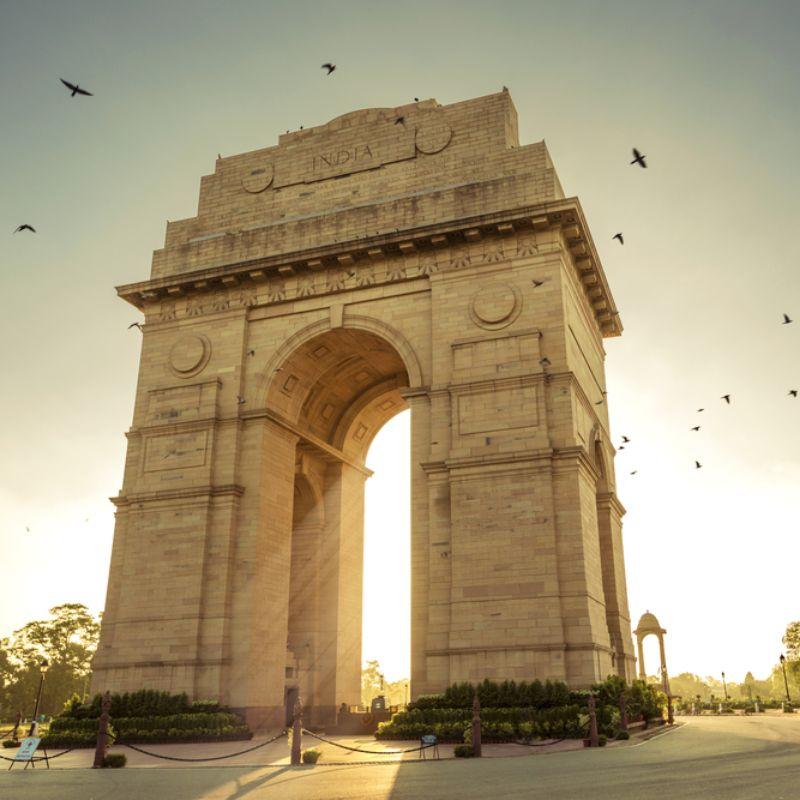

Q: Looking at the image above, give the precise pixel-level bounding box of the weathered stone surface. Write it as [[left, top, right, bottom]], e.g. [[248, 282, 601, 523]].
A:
[[92, 91, 635, 730]]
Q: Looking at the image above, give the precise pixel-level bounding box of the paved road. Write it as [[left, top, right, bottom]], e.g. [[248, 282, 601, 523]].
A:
[[2, 716, 799, 800]]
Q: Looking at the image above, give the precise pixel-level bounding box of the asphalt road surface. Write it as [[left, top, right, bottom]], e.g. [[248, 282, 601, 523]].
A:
[[2, 715, 799, 800]]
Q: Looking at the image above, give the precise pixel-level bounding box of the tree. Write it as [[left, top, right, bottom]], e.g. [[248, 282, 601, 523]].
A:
[[782, 621, 800, 660], [360, 660, 385, 707], [0, 604, 100, 719]]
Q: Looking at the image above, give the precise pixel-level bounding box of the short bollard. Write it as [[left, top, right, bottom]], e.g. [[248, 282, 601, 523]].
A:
[[471, 694, 482, 758], [290, 698, 302, 766], [587, 694, 599, 748], [618, 691, 628, 733], [92, 691, 112, 769]]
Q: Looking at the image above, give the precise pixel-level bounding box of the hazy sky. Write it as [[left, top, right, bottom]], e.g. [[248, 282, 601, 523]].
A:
[[1, 0, 799, 686]]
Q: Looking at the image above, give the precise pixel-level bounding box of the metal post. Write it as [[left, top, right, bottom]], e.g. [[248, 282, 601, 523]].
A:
[[92, 692, 111, 769], [721, 671, 728, 702], [618, 690, 628, 733], [780, 655, 791, 703], [28, 661, 49, 737], [11, 711, 21, 742], [667, 694, 674, 725], [291, 697, 302, 765], [471, 693, 482, 757], [588, 694, 599, 747]]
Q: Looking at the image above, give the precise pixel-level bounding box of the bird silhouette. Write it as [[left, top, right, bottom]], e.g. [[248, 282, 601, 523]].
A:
[[395, 116, 405, 125], [721, 394, 731, 404], [697, 408, 705, 412], [414, 97, 420, 102], [613, 233, 624, 245], [790, 390, 798, 398], [595, 399, 604, 406], [532, 279, 545, 288], [630, 470, 638, 475], [621, 436, 630, 443], [14, 224, 36, 233], [539, 357, 551, 367], [619, 445, 625, 450], [691, 426, 701, 431], [60, 78, 93, 97], [128, 322, 142, 331], [630, 148, 647, 168], [321, 63, 336, 75], [237, 395, 246, 405], [695, 460, 702, 469], [783, 313, 793, 324], [25, 526, 31, 533], [247, 349, 255, 356]]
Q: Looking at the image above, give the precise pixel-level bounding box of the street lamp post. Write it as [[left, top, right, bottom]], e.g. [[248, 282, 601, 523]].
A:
[[721, 671, 729, 702], [28, 658, 50, 737], [779, 654, 791, 703]]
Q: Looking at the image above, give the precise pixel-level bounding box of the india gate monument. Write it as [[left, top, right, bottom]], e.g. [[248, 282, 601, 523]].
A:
[[92, 91, 637, 729]]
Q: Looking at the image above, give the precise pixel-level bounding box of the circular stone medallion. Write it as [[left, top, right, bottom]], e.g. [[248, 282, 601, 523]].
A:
[[469, 283, 521, 330], [169, 334, 211, 377], [415, 119, 453, 155], [241, 163, 274, 193]]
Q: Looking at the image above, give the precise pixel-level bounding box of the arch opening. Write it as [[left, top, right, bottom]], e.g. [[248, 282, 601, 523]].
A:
[[275, 327, 412, 725]]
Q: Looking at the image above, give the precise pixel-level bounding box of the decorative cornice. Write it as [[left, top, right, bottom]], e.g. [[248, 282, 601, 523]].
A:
[[117, 198, 621, 338], [111, 483, 245, 507]]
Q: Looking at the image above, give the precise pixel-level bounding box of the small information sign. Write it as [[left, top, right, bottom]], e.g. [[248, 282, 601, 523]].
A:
[[13, 737, 41, 761]]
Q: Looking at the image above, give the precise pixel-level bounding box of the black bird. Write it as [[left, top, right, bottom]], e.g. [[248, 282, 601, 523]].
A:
[[612, 233, 624, 245], [395, 116, 405, 125], [790, 390, 798, 398], [783, 313, 793, 324], [695, 460, 702, 469], [321, 63, 336, 75], [690, 426, 701, 431], [25, 526, 31, 533], [539, 357, 551, 367], [237, 395, 246, 405], [532, 279, 545, 288], [621, 436, 630, 443], [247, 349, 255, 356], [618, 445, 625, 451], [595, 399, 604, 406], [414, 97, 419, 102], [630, 470, 638, 475], [14, 224, 36, 233], [60, 78, 93, 97], [128, 322, 142, 331], [630, 147, 647, 168], [721, 394, 731, 404], [697, 408, 705, 412]]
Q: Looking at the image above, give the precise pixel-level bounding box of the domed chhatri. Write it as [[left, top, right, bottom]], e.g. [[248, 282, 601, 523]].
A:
[[634, 611, 670, 693]]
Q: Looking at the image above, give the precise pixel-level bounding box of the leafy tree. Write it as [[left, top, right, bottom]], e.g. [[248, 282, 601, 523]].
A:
[[360, 660, 385, 707], [782, 621, 800, 659], [0, 604, 100, 719]]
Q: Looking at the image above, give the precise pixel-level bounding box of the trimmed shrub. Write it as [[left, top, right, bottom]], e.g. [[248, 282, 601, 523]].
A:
[[454, 744, 475, 758], [102, 753, 127, 768], [302, 748, 321, 764], [616, 730, 630, 740], [598, 735, 607, 747]]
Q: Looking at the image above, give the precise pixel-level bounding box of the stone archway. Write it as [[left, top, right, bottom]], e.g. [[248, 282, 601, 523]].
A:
[[634, 611, 670, 694], [91, 91, 637, 730]]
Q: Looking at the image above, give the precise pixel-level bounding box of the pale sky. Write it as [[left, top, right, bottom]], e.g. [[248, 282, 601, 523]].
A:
[[1, 0, 799, 686]]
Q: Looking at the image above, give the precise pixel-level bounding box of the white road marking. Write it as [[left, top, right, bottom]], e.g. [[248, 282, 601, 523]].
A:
[[629, 720, 690, 748]]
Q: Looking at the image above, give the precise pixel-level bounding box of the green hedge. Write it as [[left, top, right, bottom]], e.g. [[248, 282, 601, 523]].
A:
[[61, 690, 224, 720], [376, 704, 591, 742], [411, 679, 571, 710], [50, 711, 243, 736]]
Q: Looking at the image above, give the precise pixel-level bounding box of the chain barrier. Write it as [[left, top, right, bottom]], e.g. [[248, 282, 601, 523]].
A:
[[0, 729, 16, 740], [511, 737, 566, 747], [0, 748, 76, 763], [114, 729, 288, 763], [301, 729, 434, 756]]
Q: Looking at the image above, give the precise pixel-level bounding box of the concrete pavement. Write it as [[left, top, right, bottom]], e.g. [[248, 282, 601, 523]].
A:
[[2, 715, 799, 800]]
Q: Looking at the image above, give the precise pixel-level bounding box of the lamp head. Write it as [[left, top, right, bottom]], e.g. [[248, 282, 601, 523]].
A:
[[40, 658, 49, 674]]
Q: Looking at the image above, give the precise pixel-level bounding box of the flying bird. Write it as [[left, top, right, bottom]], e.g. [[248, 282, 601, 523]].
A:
[[539, 357, 551, 367], [612, 233, 624, 245], [618, 445, 625, 451], [414, 97, 419, 102], [630, 148, 647, 168], [395, 116, 405, 125], [630, 470, 638, 475], [14, 224, 36, 233], [25, 526, 31, 533], [321, 63, 336, 75], [128, 322, 142, 331], [697, 408, 705, 413], [247, 349, 255, 356], [595, 399, 604, 406], [532, 279, 545, 288], [783, 313, 793, 324], [721, 394, 731, 404], [621, 436, 630, 443], [237, 395, 246, 405], [790, 390, 798, 398], [60, 78, 93, 97], [695, 460, 703, 469], [691, 426, 701, 431]]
